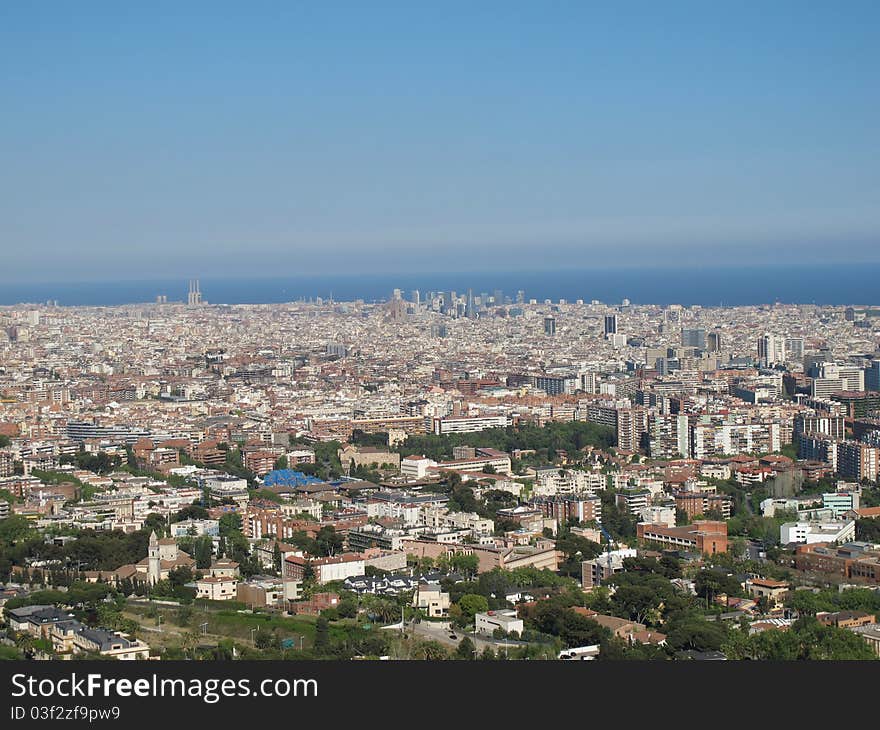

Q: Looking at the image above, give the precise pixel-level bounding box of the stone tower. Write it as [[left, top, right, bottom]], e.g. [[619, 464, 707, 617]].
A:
[[147, 530, 161, 584]]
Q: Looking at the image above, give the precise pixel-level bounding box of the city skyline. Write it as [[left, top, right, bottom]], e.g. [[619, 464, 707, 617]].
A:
[[2, 3, 880, 282], [2, 262, 880, 308]]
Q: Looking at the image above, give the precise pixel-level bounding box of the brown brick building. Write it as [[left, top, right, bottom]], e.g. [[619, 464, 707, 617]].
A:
[[636, 520, 728, 555]]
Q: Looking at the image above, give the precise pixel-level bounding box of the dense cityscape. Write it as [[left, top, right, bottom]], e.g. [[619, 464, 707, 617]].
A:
[[1, 282, 879, 661]]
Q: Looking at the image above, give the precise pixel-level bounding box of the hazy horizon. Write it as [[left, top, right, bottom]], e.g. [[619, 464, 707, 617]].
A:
[[2, 2, 879, 282], [3, 263, 880, 308]]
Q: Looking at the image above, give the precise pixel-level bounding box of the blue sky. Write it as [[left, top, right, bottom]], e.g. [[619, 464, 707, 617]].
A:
[[1, 2, 879, 282]]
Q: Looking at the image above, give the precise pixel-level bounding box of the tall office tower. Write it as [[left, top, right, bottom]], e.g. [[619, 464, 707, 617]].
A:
[[604, 314, 618, 336], [845, 307, 856, 322], [707, 332, 722, 352], [757, 333, 785, 366], [187, 279, 202, 306], [681, 328, 707, 350], [784, 338, 804, 362], [410, 290, 420, 306], [866, 361, 880, 391], [516, 290, 525, 304], [493, 289, 503, 305], [466, 289, 475, 319], [544, 315, 557, 336], [392, 288, 402, 301]]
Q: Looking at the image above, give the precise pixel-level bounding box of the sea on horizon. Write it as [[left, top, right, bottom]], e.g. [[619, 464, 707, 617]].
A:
[[1, 264, 878, 308]]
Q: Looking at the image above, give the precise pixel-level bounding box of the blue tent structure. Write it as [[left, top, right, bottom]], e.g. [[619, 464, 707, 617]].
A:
[[261, 469, 323, 487]]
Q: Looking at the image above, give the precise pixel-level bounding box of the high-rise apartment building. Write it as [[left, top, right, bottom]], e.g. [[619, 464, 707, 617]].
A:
[[837, 442, 879, 481]]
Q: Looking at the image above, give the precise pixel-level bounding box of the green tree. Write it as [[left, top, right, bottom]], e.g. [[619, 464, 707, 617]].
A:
[[142, 513, 167, 537], [337, 598, 358, 619], [193, 536, 213, 570], [666, 617, 729, 652], [0, 515, 32, 543], [315, 526, 344, 557], [219, 512, 243, 537], [314, 617, 330, 653], [694, 569, 742, 607], [457, 594, 489, 624], [450, 553, 479, 578], [411, 640, 450, 660], [455, 636, 476, 659], [255, 630, 279, 650], [273, 542, 282, 574]]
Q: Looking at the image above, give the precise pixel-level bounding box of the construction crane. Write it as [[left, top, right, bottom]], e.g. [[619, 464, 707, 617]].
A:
[[598, 523, 616, 584]]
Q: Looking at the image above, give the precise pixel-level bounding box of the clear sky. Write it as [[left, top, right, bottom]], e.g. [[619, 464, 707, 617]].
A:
[[2, 1, 879, 282]]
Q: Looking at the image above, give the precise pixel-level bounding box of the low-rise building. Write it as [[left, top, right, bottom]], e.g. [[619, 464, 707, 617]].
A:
[[745, 578, 790, 608], [850, 624, 880, 657], [284, 553, 366, 584], [475, 609, 523, 637], [636, 520, 728, 555], [195, 575, 238, 601], [72, 628, 151, 660], [237, 576, 285, 607], [412, 584, 450, 618], [169, 519, 220, 537], [581, 548, 638, 589], [780, 520, 855, 546]]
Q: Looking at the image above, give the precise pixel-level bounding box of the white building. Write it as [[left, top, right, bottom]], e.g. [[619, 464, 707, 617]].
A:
[[638, 505, 676, 528], [202, 475, 249, 506], [400, 456, 437, 479], [195, 575, 238, 601], [429, 415, 509, 435], [475, 610, 523, 637], [780, 520, 856, 545], [170, 519, 219, 537]]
